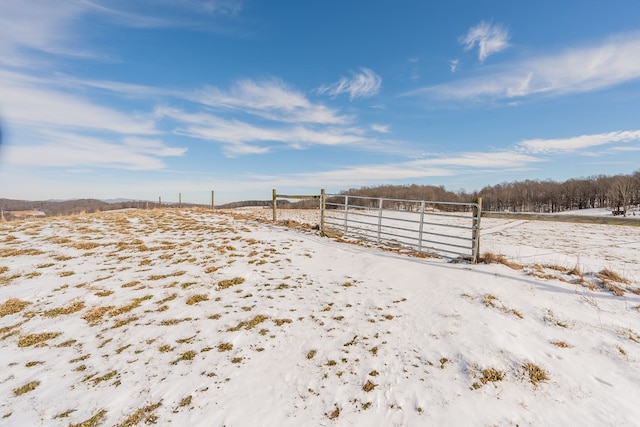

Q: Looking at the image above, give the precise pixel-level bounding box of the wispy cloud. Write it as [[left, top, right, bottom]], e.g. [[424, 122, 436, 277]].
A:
[[317, 68, 382, 100], [450, 59, 459, 73], [0, 71, 157, 135], [158, 106, 367, 156], [5, 132, 185, 170], [409, 32, 640, 102], [194, 79, 349, 124], [518, 130, 640, 154], [460, 21, 510, 62]]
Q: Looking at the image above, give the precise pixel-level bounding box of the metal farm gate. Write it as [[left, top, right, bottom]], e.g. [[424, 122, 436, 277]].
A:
[[321, 194, 482, 262]]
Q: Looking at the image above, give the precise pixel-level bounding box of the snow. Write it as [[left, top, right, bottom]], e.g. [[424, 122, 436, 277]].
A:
[[1, 208, 639, 426]]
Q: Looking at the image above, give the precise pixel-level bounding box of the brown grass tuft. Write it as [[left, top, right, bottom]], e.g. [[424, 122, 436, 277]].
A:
[[217, 277, 245, 289], [18, 332, 62, 347], [522, 362, 549, 386], [13, 381, 40, 396], [0, 298, 31, 317], [43, 300, 85, 317]]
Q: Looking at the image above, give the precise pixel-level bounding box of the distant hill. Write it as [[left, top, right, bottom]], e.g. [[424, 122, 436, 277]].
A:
[[0, 198, 154, 220]]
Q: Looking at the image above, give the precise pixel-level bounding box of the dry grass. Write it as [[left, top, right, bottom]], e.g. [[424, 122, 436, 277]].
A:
[[115, 402, 161, 427], [18, 332, 62, 347], [83, 306, 115, 325], [110, 295, 152, 317], [480, 252, 524, 270], [217, 342, 233, 352], [0, 298, 31, 317], [218, 277, 245, 289], [597, 269, 630, 296], [172, 351, 196, 364], [362, 380, 377, 392], [13, 381, 40, 396], [522, 362, 549, 386], [306, 349, 317, 359], [227, 314, 269, 331], [43, 300, 85, 317], [186, 294, 209, 305], [69, 409, 107, 427]]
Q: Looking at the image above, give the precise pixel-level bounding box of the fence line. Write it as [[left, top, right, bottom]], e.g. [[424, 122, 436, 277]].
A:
[[482, 211, 640, 226]]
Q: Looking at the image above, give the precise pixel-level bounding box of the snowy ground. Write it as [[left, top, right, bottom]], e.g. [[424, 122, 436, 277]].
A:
[[1, 208, 639, 426]]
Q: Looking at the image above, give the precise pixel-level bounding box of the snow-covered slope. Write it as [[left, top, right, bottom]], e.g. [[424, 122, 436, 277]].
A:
[[1, 209, 639, 426]]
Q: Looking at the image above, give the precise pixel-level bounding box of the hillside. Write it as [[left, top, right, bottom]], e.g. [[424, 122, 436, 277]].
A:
[[1, 209, 639, 426]]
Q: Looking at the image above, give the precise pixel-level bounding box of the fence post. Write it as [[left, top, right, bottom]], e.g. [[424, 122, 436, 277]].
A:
[[158, 196, 162, 207], [472, 197, 482, 263], [320, 189, 326, 233], [418, 200, 425, 253], [179, 193, 182, 208], [377, 198, 384, 242], [272, 189, 277, 222], [211, 191, 215, 209], [343, 195, 349, 235]]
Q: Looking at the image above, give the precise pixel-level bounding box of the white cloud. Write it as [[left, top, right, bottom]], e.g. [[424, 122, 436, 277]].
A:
[[194, 79, 349, 125], [518, 130, 640, 154], [371, 124, 390, 133], [317, 68, 382, 100], [5, 132, 185, 170], [410, 32, 640, 102], [450, 59, 459, 73], [158, 107, 367, 156], [460, 21, 510, 62], [0, 70, 157, 135]]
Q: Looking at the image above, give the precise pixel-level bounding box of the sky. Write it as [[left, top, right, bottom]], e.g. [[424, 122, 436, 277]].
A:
[[1, 0, 640, 205]]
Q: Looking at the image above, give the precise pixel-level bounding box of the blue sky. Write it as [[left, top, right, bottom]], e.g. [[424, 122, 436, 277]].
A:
[[1, 0, 640, 205]]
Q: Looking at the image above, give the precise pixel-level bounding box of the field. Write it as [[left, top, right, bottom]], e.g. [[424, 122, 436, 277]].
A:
[[1, 208, 639, 426]]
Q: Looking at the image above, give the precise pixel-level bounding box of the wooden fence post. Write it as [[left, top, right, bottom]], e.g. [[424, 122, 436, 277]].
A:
[[320, 189, 326, 232], [472, 197, 482, 263], [179, 193, 182, 208], [211, 190, 215, 209], [158, 196, 162, 207], [272, 189, 277, 221]]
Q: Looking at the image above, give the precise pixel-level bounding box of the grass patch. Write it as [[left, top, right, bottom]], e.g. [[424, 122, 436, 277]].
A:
[[110, 295, 152, 317], [83, 306, 114, 325], [179, 396, 192, 407], [522, 362, 549, 387], [306, 349, 317, 359], [0, 298, 31, 317], [480, 252, 523, 270], [172, 351, 196, 364], [186, 294, 209, 305], [13, 381, 40, 396], [112, 316, 139, 328], [362, 380, 377, 392], [273, 318, 293, 326], [43, 300, 85, 317], [217, 277, 245, 289], [121, 281, 140, 288], [18, 332, 62, 347], [158, 344, 174, 353], [115, 402, 161, 427], [227, 314, 269, 331], [90, 370, 118, 385], [69, 409, 107, 427], [217, 342, 233, 352]]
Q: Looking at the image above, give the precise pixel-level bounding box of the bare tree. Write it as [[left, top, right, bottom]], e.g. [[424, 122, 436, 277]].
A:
[[609, 176, 636, 216]]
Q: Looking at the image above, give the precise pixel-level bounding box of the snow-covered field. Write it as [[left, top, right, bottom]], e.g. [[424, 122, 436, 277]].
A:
[[1, 208, 639, 426]]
